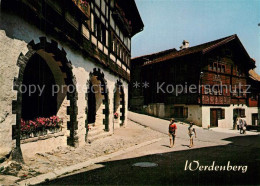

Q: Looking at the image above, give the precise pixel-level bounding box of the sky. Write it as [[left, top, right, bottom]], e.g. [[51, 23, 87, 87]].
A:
[[132, 0, 260, 74]]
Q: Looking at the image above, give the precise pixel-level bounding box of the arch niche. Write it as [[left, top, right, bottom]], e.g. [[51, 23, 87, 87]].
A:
[[86, 68, 109, 136], [12, 37, 78, 162]]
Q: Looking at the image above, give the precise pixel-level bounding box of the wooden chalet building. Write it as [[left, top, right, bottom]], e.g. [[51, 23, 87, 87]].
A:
[[130, 35, 260, 129], [0, 0, 143, 161]]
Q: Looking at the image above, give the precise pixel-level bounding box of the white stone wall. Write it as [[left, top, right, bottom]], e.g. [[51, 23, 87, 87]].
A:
[[201, 105, 258, 129], [0, 10, 129, 157], [0, 30, 28, 157], [140, 101, 257, 130]]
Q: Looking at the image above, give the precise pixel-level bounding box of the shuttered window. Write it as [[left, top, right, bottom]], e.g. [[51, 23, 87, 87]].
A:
[[173, 107, 188, 118]]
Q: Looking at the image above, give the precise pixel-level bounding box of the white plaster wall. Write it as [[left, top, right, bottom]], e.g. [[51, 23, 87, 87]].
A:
[[201, 105, 259, 129], [0, 10, 129, 156], [244, 107, 258, 126]]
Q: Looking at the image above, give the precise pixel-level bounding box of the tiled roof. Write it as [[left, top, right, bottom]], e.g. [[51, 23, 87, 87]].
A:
[[143, 35, 237, 66]]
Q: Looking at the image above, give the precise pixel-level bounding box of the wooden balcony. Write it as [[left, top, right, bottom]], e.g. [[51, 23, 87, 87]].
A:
[[200, 95, 231, 105]]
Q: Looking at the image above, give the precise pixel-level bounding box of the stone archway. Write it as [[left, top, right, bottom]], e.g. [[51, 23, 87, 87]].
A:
[[113, 80, 125, 128], [85, 68, 109, 140], [12, 37, 78, 162]]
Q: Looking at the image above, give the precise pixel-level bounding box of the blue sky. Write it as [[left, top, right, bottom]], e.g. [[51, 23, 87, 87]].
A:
[[132, 0, 260, 74]]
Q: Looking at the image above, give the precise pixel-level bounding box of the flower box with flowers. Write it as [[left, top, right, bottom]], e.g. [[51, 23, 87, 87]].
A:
[[20, 116, 63, 140], [114, 112, 119, 119], [72, 0, 90, 18]]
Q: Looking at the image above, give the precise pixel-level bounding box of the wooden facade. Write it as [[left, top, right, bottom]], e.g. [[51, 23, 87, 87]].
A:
[[1, 0, 144, 81], [130, 35, 260, 126]]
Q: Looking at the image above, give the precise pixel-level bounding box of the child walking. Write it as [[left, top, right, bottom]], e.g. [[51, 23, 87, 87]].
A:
[[168, 118, 177, 148], [188, 122, 196, 148]]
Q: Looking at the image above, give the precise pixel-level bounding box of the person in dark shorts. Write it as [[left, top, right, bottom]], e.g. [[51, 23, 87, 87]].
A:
[[188, 122, 196, 148], [168, 118, 177, 148]]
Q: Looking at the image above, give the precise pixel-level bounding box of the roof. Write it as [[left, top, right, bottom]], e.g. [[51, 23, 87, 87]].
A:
[[143, 35, 238, 66], [249, 69, 260, 81], [117, 0, 144, 37], [132, 48, 177, 62]]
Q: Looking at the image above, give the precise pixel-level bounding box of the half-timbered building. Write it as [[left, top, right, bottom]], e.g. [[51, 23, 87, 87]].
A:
[[130, 35, 260, 129], [0, 0, 143, 162]]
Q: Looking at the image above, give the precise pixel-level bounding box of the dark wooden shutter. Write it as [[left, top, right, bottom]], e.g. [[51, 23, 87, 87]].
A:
[[184, 107, 188, 118]]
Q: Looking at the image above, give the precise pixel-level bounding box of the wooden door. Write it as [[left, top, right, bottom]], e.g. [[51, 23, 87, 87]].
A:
[[210, 109, 218, 127]]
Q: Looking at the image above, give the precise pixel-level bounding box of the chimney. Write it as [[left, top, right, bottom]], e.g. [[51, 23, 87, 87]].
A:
[[180, 40, 189, 50]]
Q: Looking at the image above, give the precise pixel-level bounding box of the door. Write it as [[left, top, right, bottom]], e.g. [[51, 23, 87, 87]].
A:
[[252, 114, 258, 126], [210, 109, 218, 127]]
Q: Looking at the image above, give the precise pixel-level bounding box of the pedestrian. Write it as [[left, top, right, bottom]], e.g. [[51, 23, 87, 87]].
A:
[[242, 118, 247, 134], [236, 117, 241, 130], [239, 118, 244, 134], [188, 122, 196, 148], [168, 118, 177, 148]]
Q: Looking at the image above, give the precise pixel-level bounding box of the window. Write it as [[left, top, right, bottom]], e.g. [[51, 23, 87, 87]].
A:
[[234, 108, 245, 118], [217, 109, 225, 119], [217, 64, 221, 72], [117, 43, 120, 56], [251, 93, 258, 100], [173, 107, 188, 118], [119, 48, 122, 58], [94, 17, 98, 36], [94, 16, 106, 44], [213, 63, 217, 71], [122, 51, 125, 62], [112, 39, 115, 52], [106, 30, 109, 46], [221, 65, 225, 73]]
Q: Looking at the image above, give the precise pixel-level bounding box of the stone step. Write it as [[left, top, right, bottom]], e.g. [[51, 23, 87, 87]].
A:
[[87, 131, 112, 143], [88, 127, 104, 137], [88, 124, 104, 132]]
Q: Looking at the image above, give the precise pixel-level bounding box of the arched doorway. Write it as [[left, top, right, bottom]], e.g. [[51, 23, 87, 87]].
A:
[[113, 80, 125, 127], [21, 54, 57, 120], [86, 68, 109, 141], [12, 38, 78, 162]]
